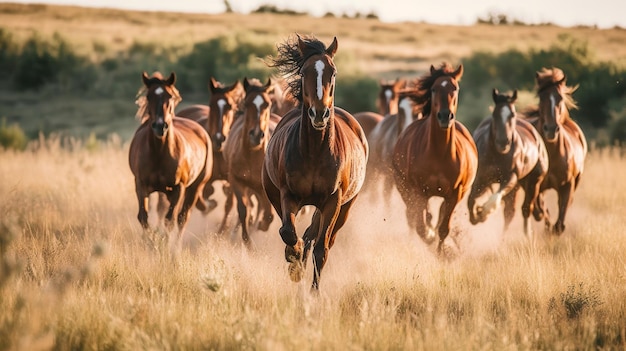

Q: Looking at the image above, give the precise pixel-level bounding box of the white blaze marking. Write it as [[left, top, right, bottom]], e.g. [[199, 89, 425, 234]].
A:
[[399, 97, 413, 130], [500, 105, 512, 124], [315, 60, 325, 100], [155, 87, 164, 95], [440, 80, 448, 87], [550, 94, 556, 113], [253, 95, 264, 113], [217, 99, 226, 116], [384, 89, 392, 102]]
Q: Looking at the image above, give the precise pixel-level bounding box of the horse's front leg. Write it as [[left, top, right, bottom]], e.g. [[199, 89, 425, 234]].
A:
[[467, 178, 488, 225], [135, 181, 150, 230], [480, 174, 518, 220], [553, 181, 575, 235], [165, 184, 184, 232], [436, 190, 462, 255], [279, 191, 303, 262], [311, 190, 342, 290]]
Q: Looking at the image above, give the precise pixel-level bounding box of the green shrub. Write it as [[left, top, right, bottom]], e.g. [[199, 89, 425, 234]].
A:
[[0, 118, 28, 150]]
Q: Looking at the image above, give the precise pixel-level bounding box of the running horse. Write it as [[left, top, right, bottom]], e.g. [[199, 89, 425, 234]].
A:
[[353, 78, 407, 139], [526, 67, 587, 234], [467, 89, 549, 237], [175, 77, 244, 232], [129, 71, 213, 249], [392, 63, 477, 254], [366, 89, 421, 207], [263, 34, 368, 290], [223, 77, 279, 247]]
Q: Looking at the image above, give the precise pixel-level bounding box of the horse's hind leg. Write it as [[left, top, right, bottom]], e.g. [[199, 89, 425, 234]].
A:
[[156, 192, 169, 227], [233, 184, 253, 248], [217, 183, 235, 234], [135, 183, 150, 230]]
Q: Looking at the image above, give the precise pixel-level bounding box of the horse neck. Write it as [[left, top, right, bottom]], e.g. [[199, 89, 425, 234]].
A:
[[299, 107, 335, 154], [425, 113, 456, 156], [149, 122, 176, 156]]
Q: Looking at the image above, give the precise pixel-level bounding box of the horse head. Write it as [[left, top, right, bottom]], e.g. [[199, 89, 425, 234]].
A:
[[141, 71, 180, 138], [378, 78, 407, 116], [242, 77, 274, 148], [208, 77, 244, 151], [298, 35, 338, 131], [535, 67, 577, 143], [491, 88, 518, 154], [429, 64, 463, 129]]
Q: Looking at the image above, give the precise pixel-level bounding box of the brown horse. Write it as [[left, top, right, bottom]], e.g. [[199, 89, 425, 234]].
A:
[[263, 34, 368, 290], [524, 67, 587, 234], [467, 89, 549, 237], [175, 77, 244, 231], [365, 89, 422, 207], [269, 76, 298, 116], [392, 63, 477, 254], [353, 78, 407, 139], [223, 77, 279, 247], [129, 71, 213, 248]]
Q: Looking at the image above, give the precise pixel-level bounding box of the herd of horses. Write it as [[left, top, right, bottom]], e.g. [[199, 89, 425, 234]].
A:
[[128, 34, 588, 290]]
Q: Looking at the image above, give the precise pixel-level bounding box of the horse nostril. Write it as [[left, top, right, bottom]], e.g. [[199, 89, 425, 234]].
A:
[[449, 113, 454, 121], [323, 108, 330, 119], [555, 125, 560, 133], [308, 107, 315, 118]]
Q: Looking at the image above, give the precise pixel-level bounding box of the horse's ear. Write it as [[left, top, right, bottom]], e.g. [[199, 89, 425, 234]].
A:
[[209, 77, 218, 92], [142, 71, 150, 86], [231, 79, 243, 93], [492, 88, 499, 102], [265, 77, 275, 94], [296, 34, 307, 55], [511, 89, 518, 102], [243, 77, 251, 92], [166, 72, 176, 86], [557, 75, 567, 85], [430, 65, 436, 74], [326, 37, 338, 58], [395, 78, 406, 90], [452, 64, 464, 81]]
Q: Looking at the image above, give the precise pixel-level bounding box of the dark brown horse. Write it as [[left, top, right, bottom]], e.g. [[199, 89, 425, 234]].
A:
[[129, 71, 213, 248], [467, 89, 549, 237], [263, 34, 368, 290], [392, 63, 477, 254], [353, 78, 407, 139], [365, 89, 422, 207], [525, 67, 587, 234], [175, 77, 244, 231], [223, 77, 279, 247]]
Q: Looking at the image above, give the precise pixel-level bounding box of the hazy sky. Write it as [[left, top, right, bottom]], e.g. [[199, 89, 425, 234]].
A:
[[7, 0, 625, 28]]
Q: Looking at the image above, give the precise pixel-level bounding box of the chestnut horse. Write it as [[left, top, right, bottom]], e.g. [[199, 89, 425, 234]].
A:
[[353, 78, 407, 139], [467, 89, 549, 237], [263, 34, 368, 290], [525, 67, 587, 234], [223, 77, 279, 247], [392, 63, 477, 254], [129, 72, 213, 248], [175, 77, 244, 231], [365, 89, 422, 207]]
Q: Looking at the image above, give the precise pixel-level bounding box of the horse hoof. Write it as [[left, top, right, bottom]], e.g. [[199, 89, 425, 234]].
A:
[[285, 240, 304, 262], [207, 199, 218, 212], [288, 261, 304, 282]]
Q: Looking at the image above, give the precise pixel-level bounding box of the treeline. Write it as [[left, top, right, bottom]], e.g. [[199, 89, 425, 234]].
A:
[[1, 28, 625, 148]]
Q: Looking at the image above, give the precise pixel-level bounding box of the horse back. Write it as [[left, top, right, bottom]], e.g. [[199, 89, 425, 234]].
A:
[[176, 104, 210, 123], [353, 111, 384, 139]]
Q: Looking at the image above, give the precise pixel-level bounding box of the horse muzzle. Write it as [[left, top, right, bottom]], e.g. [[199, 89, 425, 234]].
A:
[[151, 121, 168, 137], [248, 129, 264, 147], [542, 125, 560, 142], [213, 132, 226, 151], [437, 111, 454, 129], [308, 107, 330, 130], [495, 139, 511, 154]]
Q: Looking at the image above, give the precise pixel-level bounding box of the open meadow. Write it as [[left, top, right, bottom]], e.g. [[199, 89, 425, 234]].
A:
[[2, 3, 626, 350], [1, 138, 626, 350]]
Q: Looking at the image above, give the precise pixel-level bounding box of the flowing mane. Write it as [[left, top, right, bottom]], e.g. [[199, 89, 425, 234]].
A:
[[134, 72, 181, 123], [267, 34, 330, 103], [536, 67, 579, 111], [406, 62, 462, 117]]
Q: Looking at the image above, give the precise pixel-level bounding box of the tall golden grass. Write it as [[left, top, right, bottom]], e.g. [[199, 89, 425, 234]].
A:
[[1, 135, 625, 349]]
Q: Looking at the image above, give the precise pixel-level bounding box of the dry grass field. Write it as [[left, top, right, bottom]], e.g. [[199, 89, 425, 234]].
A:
[[2, 3, 626, 350], [1, 139, 626, 349]]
